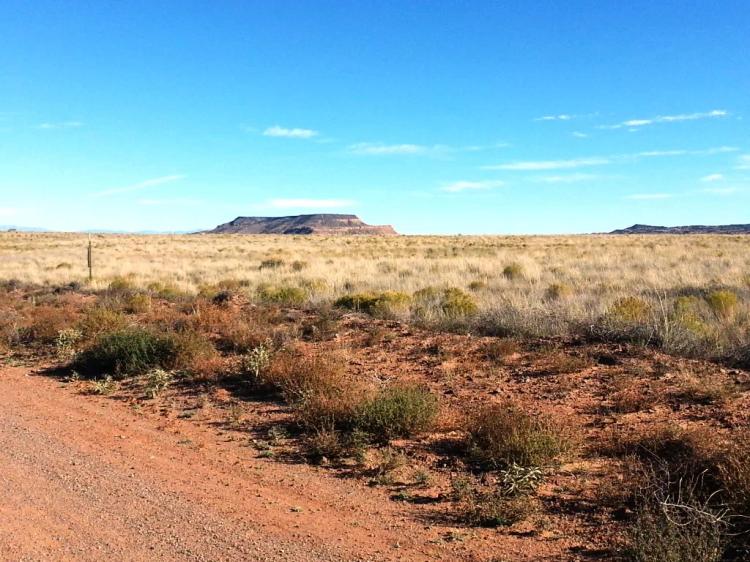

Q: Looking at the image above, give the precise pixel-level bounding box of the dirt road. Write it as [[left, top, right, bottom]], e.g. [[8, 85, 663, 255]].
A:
[[0, 366, 452, 562]]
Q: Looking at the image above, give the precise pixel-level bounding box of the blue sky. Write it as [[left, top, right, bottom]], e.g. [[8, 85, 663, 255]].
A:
[[1, 1, 748, 234]]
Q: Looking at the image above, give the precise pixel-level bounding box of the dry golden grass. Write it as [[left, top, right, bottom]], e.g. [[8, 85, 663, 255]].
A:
[[2, 232, 749, 362]]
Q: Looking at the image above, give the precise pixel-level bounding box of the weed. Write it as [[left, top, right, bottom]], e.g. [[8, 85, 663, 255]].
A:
[[73, 328, 178, 378], [502, 263, 525, 281], [144, 368, 173, 399], [467, 402, 572, 469], [354, 385, 438, 443], [90, 375, 117, 395]]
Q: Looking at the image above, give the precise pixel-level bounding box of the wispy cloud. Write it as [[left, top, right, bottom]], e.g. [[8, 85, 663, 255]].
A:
[[348, 143, 433, 155], [737, 154, 750, 169], [483, 157, 611, 171], [263, 125, 318, 139], [701, 173, 725, 182], [267, 198, 355, 209], [702, 186, 743, 195], [602, 109, 728, 130], [535, 114, 573, 122], [37, 121, 83, 130], [484, 146, 738, 172], [92, 174, 186, 197], [441, 180, 504, 193], [625, 193, 673, 200], [572, 131, 588, 138]]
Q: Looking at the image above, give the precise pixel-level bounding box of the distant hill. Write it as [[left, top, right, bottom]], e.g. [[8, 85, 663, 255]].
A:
[[202, 214, 398, 235], [611, 223, 750, 235]]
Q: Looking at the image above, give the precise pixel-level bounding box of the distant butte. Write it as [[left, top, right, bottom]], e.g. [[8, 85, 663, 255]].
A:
[[611, 223, 750, 235], [201, 214, 398, 235]]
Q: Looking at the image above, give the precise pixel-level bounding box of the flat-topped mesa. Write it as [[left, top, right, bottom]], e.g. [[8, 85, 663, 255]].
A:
[[202, 214, 398, 235], [611, 223, 750, 235]]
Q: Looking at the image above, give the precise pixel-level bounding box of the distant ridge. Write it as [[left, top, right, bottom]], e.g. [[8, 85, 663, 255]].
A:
[[611, 223, 750, 235], [202, 214, 398, 235]]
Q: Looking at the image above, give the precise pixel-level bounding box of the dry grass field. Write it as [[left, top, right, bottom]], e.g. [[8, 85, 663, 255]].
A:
[[2, 232, 750, 561], [2, 232, 749, 363]]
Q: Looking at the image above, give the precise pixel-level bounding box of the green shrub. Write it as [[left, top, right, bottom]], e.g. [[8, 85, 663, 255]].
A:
[[354, 385, 438, 443], [73, 328, 178, 378], [441, 287, 478, 317], [705, 290, 739, 320], [258, 285, 307, 306], [107, 276, 136, 294], [334, 291, 411, 317], [467, 402, 571, 469], [609, 296, 651, 323], [502, 263, 525, 281]]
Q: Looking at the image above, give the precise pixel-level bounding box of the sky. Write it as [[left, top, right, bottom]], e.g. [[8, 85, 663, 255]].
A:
[[1, 1, 749, 234]]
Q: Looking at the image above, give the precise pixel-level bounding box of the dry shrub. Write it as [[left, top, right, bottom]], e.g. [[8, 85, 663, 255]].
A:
[[451, 475, 537, 527], [502, 263, 525, 281], [78, 306, 128, 339], [611, 425, 750, 558], [189, 303, 266, 353], [21, 305, 77, 345], [124, 292, 152, 314], [468, 279, 488, 291], [466, 402, 573, 469], [482, 338, 520, 363], [261, 346, 348, 403], [545, 283, 574, 300]]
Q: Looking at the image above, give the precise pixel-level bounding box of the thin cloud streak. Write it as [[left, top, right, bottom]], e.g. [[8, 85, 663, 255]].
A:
[[483, 157, 611, 171], [92, 175, 186, 197], [602, 109, 728, 129], [37, 121, 83, 130], [263, 125, 318, 139], [701, 174, 725, 182], [484, 146, 738, 171]]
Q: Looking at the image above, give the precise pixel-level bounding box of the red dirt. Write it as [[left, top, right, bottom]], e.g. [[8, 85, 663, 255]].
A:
[[2, 299, 749, 561]]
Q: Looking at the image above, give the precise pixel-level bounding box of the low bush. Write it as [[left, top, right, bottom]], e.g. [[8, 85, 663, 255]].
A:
[[502, 263, 525, 281], [73, 328, 179, 378], [21, 305, 77, 345], [78, 307, 128, 340], [441, 288, 478, 318], [257, 285, 307, 306], [705, 290, 739, 320], [451, 475, 536, 527], [354, 384, 438, 443], [545, 283, 574, 300], [260, 347, 347, 403], [124, 292, 152, 314], [335, 291, 411, 317], [611, 425, 750, 558], [466, 402, 572, 469]]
